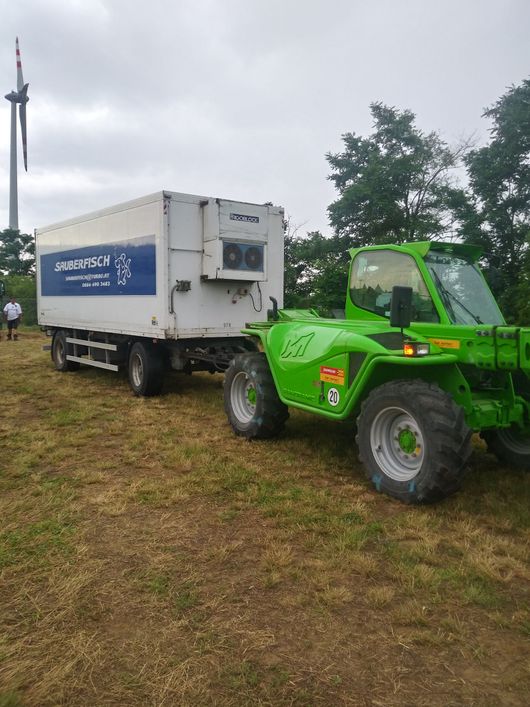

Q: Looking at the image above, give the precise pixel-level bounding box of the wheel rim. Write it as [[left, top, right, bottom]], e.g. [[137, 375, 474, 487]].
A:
[[370, 406, 424, 482], [131, 353, 144, 388], [498, 427, 530, 454], [230, 371, 257, 424]]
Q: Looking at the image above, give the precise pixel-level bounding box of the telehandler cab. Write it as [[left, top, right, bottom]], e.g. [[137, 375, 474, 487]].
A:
[[224, 241, 530, 504]]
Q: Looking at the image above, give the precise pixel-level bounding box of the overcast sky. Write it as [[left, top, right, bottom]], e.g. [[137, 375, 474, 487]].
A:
[[1, 0, 529, 236]]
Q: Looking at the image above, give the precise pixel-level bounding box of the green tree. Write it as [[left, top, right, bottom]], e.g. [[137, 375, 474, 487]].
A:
[[326, 102, 467, 246], [284, 230, 349, 313], [0, 228, 35, 276], [285, 104, 469, 312], [463, 78, 530, 320]]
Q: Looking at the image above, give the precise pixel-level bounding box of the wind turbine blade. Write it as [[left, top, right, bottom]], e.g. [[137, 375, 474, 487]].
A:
[[19, 87, 28, 171], [16, 37, 25, 92]]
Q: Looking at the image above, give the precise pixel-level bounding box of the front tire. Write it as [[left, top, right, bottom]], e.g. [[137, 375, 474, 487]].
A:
[[128, 342, 164, 396], [51, 330, 80, 372], [224, 353, 288, 439], [481, 426, 530, 470], [356, 380, 472, 504]]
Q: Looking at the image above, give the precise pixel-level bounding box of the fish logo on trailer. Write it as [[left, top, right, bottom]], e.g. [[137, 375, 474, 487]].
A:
[[115, 253, 132, 285]]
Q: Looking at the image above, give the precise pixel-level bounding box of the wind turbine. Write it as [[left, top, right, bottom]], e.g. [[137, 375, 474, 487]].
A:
[[4, 37, 29, 231]]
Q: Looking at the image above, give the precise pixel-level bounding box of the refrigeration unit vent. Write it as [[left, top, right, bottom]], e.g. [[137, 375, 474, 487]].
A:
[[222, 241, 264, 273]]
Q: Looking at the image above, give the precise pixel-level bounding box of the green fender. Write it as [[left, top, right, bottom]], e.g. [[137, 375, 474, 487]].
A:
[[242, 322, 471, 422]]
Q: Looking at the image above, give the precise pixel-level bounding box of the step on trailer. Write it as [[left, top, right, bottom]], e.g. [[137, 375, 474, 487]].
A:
[[36, 190, 285, 395]]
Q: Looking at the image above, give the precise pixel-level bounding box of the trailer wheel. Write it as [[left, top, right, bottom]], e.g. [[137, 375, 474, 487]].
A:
[[481, 426, 530, 470], [224, 353, 288, 439], [51, 331, 80, 372], [356, 380, 472, 504], [128, 342, 164, 396]]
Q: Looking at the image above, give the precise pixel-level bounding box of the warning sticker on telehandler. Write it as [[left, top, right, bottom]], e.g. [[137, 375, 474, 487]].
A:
[[320, 366, 345, 385], [428, 338, 461, 350]]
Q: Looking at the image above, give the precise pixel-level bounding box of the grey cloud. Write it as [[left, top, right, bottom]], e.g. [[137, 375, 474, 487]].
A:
[[1, 0, 529, 234]]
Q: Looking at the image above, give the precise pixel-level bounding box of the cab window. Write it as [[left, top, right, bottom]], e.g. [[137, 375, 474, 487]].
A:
[[350, 250, 439, 322]]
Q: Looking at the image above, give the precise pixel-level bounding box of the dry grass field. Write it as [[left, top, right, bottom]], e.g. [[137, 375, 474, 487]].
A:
[[0, 332, 529, 706]]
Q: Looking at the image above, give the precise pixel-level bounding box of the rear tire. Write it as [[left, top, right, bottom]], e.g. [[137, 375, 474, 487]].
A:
[[356, 379, 472, 504], [128, 342, 164, 396], [224, 353, 288, 439], [481, 426, 530, 471], [51, 331, 80, 372]]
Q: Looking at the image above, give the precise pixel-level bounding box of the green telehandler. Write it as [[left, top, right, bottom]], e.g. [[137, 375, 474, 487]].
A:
[[224, 241, 530, 504]]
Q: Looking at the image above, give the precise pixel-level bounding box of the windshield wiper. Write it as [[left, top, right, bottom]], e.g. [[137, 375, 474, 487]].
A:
[[429, 268, 483, 325]]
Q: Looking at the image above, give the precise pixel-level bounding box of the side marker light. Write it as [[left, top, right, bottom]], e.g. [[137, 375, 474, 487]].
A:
[[403, 342, 430, 357]]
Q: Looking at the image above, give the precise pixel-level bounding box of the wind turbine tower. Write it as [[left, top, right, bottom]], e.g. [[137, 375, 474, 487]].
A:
[[4, 37, 29, 231]]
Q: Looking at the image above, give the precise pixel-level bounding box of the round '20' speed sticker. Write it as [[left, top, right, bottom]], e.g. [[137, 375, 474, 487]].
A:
[[327, 387, 340, 407]]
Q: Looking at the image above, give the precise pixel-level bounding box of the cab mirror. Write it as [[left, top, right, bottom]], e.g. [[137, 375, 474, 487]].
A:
[[390, 286, 412, 329]]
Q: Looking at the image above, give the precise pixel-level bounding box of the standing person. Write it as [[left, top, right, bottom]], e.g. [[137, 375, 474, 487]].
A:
[[3, 297, 23, 341]]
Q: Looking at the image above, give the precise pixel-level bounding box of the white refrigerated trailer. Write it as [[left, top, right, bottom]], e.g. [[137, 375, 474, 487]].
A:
[[36, 190, 285, 395]]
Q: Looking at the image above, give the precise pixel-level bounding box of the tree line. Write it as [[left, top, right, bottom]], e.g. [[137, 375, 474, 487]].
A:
[[285, 77, 530, 322], [1, 77, 529, 323]]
